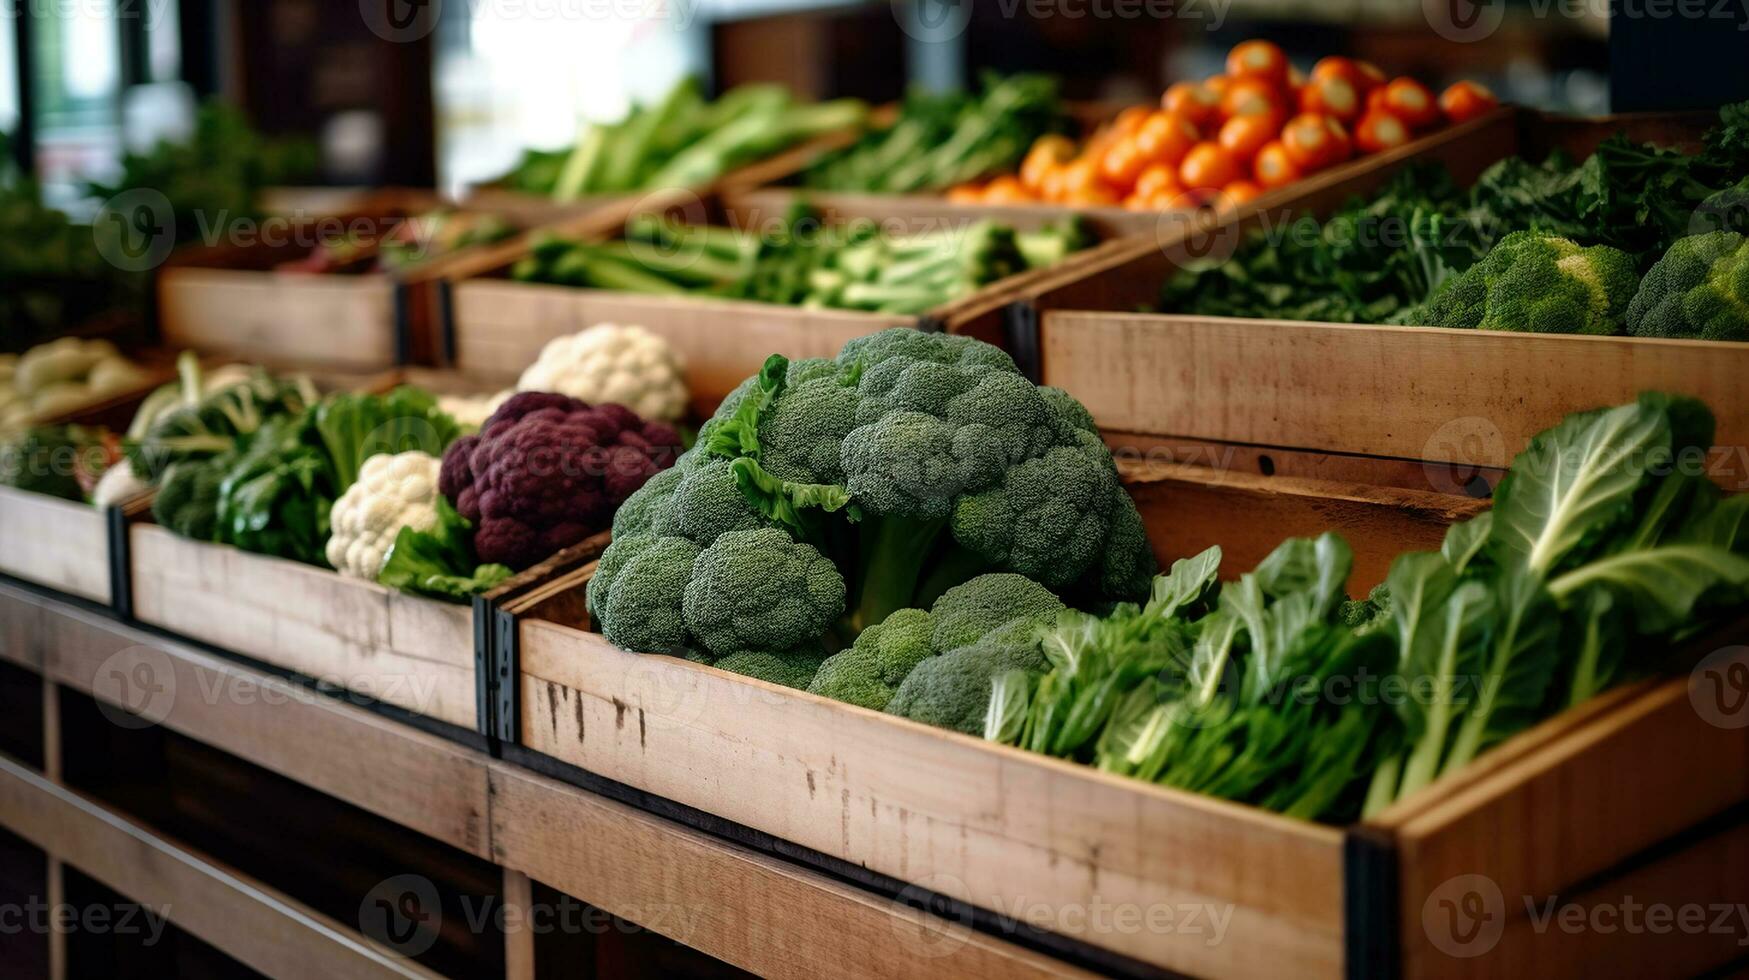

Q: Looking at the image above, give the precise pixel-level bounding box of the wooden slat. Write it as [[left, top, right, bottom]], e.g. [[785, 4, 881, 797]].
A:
[[487, 760, 1100, 980], [0, 488, 111, 603], [128, 525, 479, 731], [1104, 430, 1506, 496], [0, 582, 45, 670], [502, 869, 536, 980], [9, 583, 492, 858], [1120, 458, 1486, 593], [1385, 672, 1749, 980], [1042, 312, 1749, 471], [158, 269, 398, 370], [0, 755, 444, 980], [516, 622, 1345, 979], [448, 280, 908, 409], [1404, 815, 1749, 980]]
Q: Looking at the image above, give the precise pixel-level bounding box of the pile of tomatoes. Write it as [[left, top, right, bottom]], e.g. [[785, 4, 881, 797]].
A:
[[947, 41, 1499, 211]]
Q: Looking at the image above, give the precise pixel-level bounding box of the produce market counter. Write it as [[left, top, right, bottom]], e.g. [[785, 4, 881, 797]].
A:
[[0, 579, 1092, 980]]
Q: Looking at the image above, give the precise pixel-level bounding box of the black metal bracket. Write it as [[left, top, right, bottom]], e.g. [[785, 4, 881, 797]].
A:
[[1002, 300, 1042, 383], [1344, 824, 1401, 980], [471, 594, 496, 755], [492, 603, 520, 748], [105, 506, 134, 622], [391, 283, 414, 366]]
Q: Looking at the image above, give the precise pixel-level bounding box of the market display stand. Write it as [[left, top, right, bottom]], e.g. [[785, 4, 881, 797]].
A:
[[0, 582, 1076, 980]]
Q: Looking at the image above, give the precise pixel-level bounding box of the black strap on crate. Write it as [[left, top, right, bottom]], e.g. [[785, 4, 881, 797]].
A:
[[104, 506, 134, 622], [1003, 300, 1042, 383], [472, 594, 497, 755], [1344, 824, 1401, 980], [492, 603, 520, 748]]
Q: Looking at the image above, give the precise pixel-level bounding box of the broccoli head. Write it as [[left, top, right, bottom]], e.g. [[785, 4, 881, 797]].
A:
[[152, 454, 233, 540], [1627, 231, 1749, 341], [713, 648, 829, 690], [440, 392, 683, 569], [1416, 231, 1638, 335], [808, 608, 936, 710], [588, 328, 1156, 661], [806, 574, 1066, 722], [683, 527, 847, 657], [885, 617, 1053, 735], [587, 533, 701, 656]]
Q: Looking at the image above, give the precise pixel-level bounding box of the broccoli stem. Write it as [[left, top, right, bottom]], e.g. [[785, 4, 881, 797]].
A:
[[843, 514, 948, 635]]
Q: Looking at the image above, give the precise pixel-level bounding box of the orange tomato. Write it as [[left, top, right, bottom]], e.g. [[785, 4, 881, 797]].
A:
[[981, 175, 1033, 204], [945, 184, 985, 204], [1353, 109, 1412, 154], [1133, 111, 1201, 166], [1166, 187, 1221, 211], [1161, 81, 1221, 128], [1099, 137, 1149, 191], [1132, 162, 1179, 200], [1220, 77, 1284, 122], [1280, 113, 1351, 171], [1438, 80, 1499, 124], [1020, 135, 1076, 191], [1311, 56, 1373, 94], [1218, 113, 1279, 162], [1059, 158, 1112, 198], [1252, 140, 1302, 188], [1366, 86, 1390, 116], [1063, 183, 1120, 207], [1112, 105, 1152, 135], [1381, 77, 1440, 129], [1299, 74, 1362, 123], [1203, 74, 1233, 100], [1121, 191, 1156, 212], [1226, 40, 1290, 88], [1218, 179, 1264, 208], [1178, 142, 1243, 191]]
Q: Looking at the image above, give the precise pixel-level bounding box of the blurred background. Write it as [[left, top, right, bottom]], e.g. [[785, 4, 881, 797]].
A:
[[1, 0, 1643, 203]]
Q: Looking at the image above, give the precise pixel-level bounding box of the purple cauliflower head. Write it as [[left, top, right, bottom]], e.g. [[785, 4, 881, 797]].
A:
[[439, 392, 683, 569]]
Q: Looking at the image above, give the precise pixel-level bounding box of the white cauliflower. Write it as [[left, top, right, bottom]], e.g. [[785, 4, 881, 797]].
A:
[[516, 323, 688, 421], [325, 451, 443, 580]]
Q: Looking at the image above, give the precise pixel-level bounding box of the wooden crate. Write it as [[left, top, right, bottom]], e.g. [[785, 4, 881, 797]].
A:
[[1026, 109, 1749, 482], [120, 369, 577, 735], [758, 106, 1518, 242], [442, 189, 1127, 412], [0, 488, 114, 604], [155, 190, 572, 372], [489, 455, 1514, 978]]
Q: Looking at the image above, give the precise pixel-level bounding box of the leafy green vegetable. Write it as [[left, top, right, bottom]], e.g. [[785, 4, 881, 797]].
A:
[[306, 386, 462, 494], [213, 415, 334, 566], [0, 425, 109, 501], [377, 497, 512, 602]]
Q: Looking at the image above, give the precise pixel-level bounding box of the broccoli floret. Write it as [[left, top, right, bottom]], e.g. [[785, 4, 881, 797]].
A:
[[587, 534, 701, 656], [808, 607, 936, 710], [715, 649, 829, 690], [683, 528, 847, 657], [1417, 231, 1639, 335], [1627, 231, 1749, 341], [590, 328, 1156, 664], [886, 617, 1052, 735], [1337, 582, 1393, 635], [929, 573, 1065, 650], [611, 462, 689, 538]]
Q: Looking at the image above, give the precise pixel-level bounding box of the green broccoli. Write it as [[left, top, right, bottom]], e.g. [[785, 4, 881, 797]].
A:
[[1626, 231, 1749, 341], [929, 573, 1064, 650], [587, 534, 701, 656], [808, 608, 936, 710], [588, 328, 1156, 664], [682, 527, 847, 657], [713, 649, 829, 690], [1416, 231, 1639, 335], [1336, 582, 1393, 634], [885, 617, 1053, 735]]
